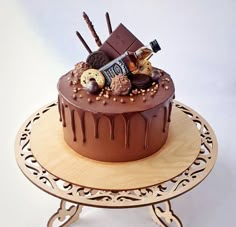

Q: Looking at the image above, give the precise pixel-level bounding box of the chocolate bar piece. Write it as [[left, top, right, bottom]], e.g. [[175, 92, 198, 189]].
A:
[[98, 23, 143, 60]]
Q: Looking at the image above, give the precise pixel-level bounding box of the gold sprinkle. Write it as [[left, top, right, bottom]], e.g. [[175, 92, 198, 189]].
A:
[[103, 100, 107, 105], [130, 93, 133, 96], [79, 94, 83, 98], [138, 91, 141, 94], [73, 80, 78, 85], [88, 98, 92, 103], [103, 94, 110, 99], [132, 90, 138, 95], [142, 93, 145, 96], [96, 97, 101, 101], [143, 97, 146, 102], [73, 88, 77, 93], [113, 98, 117, 102], [151, 89, 154, 92], [165, 85, 169, 90], [130, 98, 134, 102], [72, 94, 77, 100], [150, 92, 154, 97], [147, 89, 150, 92], [152, 82, 156, 86], [120, 99, 124, 103], [77, 87, 81, 91]]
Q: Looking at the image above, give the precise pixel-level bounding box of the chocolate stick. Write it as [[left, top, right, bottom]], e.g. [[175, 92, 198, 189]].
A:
[[76, 31, 92, 53], [105, 12, 112, 34], [83, 12, 102, 47]]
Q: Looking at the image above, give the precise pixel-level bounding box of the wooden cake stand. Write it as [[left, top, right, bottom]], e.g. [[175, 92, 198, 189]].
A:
[[15, 101, 217, 227]]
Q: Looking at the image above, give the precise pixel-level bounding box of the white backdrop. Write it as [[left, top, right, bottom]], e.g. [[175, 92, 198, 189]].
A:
[[1, 0, 236, 226]]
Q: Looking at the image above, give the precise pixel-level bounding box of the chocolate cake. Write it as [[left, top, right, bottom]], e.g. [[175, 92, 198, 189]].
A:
[[57, 13, 175, 162]]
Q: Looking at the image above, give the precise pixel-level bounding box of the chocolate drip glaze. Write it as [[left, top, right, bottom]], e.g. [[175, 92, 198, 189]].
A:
[[144, 118, 150, 150], [92, 113, 100, 139], [70, 109, 76, 141], [122, 114, 131, 148], [107, 115, 115, 140], [163, 106, 168, 133], [61, 102, 66, 127], [58, 95, 62, 122], [78, 110, 86, 143], [168, 102, 172, 122]]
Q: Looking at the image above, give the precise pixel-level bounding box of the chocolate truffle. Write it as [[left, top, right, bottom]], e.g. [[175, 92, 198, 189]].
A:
[[110, 75, 131, 95]]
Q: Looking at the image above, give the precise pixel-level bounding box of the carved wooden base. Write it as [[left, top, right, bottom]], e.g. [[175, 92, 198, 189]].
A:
[[15, 101, 218, 226], [150, 201, 183, 227], [47, 200, 82, 227], [48, 199, 182, 227]]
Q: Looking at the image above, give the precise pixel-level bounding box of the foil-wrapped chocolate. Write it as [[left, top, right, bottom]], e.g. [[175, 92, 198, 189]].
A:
[[73, 61, 90, 78], [110, 75, 131, 96]]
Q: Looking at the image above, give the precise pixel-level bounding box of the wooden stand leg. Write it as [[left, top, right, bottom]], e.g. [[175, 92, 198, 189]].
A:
[[47, 200, 83, 227], [149, 201, 183, 227]]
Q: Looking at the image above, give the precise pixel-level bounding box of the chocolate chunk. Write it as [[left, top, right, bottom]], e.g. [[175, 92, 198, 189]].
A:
[[98, 24, 143, 60], [130, 74, 152, 89], [85, 80, 100, 94], [151, 69, 161, 83], [86, 51, 110, 69]]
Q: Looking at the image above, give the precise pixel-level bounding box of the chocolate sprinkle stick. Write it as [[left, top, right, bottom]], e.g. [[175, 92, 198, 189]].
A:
[[76, 31, 92, 53], [105, 12, 112, 34], [83, 12, 102, 47]]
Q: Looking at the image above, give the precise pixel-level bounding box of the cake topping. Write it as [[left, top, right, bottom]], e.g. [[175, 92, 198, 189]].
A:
[[73, 61, 90, 78], [105, 12, 113, 34], [130, 74, 152, 89], [86, 51, 110, 69], [80, 69, 105, 89], [72, 13, 167, 102], [133, 60, 153, 76], [151, 69, 162, 83], [110, 75, 131, 95], [85, 79, 100, 94], [83, 12, 102, 47]]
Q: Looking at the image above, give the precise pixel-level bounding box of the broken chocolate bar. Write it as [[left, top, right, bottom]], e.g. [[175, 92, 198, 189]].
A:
[[98, 23, 143, 60]]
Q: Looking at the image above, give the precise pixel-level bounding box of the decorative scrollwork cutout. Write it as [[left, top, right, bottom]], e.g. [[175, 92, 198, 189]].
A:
[[15, 101, 217, 208]]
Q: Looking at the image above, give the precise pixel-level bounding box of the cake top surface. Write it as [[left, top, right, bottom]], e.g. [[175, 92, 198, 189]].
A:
[[58, 68, 174, 114]]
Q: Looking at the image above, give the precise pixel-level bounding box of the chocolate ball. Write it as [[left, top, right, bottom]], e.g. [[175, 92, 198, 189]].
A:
[[73, 61, 90, 78], [110, 75, 131, 96], [86, 80, 100, 94], [151, 70, 161, 83]]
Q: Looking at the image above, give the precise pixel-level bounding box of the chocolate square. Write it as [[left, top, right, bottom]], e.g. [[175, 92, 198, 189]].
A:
[[99, 23, 143, 60]]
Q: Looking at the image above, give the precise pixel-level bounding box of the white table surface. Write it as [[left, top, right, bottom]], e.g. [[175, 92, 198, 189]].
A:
[[1, 0, 235, 226]]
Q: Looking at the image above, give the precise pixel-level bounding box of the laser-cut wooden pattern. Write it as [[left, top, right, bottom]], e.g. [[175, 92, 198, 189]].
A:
[[15, 101, 217, 226], [47, 200, 82, 227]]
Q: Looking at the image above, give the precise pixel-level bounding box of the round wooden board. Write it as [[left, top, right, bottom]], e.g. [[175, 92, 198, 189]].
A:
[[30, 106, 201, 191]]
